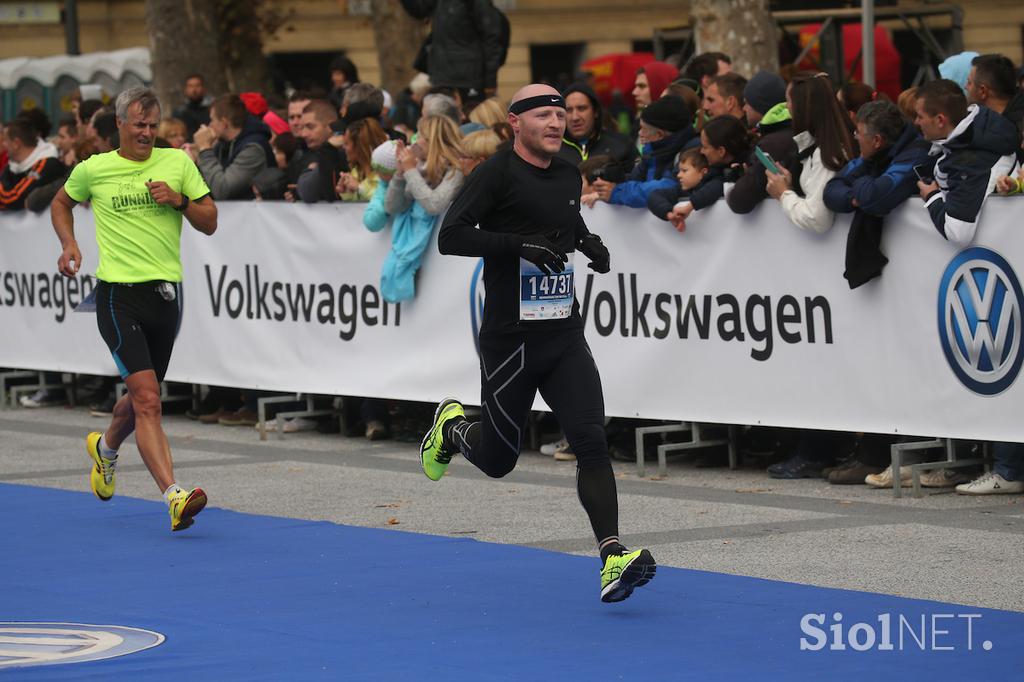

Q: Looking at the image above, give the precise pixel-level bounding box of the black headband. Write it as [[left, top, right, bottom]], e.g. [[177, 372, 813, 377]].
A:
[[509, 94, 566, 115]]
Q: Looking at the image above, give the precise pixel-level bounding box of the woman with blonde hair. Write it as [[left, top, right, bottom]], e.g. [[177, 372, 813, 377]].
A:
[[158, 118, 187, 149], [381, 115, 465, 302], [336, 117, 388, 201], [469, 97, 507, 129]]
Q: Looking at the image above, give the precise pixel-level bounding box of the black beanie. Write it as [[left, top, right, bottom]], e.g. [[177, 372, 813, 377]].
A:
[[640, 95, 691, 132], [743, 71, 787, 115]]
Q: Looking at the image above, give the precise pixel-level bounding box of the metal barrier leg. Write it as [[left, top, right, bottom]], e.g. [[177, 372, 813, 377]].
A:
[[728, 425, 739, 470], [257, 394, 300, 442], [635, 424, 690, 477]]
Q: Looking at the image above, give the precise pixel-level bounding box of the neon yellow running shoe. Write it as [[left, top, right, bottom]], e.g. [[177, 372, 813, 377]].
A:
[[168, 487, 208, 532], [600, 548, 657, 603], [86, 431, 116, 501], [420, 398, 465, 481]]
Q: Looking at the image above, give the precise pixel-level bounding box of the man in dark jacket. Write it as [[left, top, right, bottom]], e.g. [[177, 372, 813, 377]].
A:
[[966, 53, 1024, 161], [915, 79, 1018, 245], [593, 95, 698, 208], [172, 74, 212, 142], [400, 0, 505, 101], [727, 71, 798, 214], [294, 100, 347, 203], [194, 95, 274, 200], [1, 119, 65, 211], [556, 82, 637, 171]]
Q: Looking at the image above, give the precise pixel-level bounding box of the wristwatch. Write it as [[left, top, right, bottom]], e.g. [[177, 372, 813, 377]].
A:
[[176, 194, 190, 211]]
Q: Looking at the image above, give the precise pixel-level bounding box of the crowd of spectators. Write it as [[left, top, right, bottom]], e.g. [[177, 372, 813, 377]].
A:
[[2, 40, 1023, 495]]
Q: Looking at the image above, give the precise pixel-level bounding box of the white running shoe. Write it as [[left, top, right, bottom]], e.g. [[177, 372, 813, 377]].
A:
[[865, 465, 912, 488], [955, 471, 1024, 495]]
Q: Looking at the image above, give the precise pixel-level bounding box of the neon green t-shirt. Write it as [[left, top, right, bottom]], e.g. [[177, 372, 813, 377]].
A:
[[64, 148, 210, 283]]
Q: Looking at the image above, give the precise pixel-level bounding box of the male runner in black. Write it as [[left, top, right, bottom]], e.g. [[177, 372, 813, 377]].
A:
[[419, 84, 656, 602]]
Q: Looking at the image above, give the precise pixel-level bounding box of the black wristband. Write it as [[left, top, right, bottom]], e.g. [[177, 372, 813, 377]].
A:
[[176, 194, 190, 211]]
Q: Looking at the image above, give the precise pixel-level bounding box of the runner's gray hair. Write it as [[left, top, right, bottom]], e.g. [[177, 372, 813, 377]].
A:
[[115, 87, 161, 121]]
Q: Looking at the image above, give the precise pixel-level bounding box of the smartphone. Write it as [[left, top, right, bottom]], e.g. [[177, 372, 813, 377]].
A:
[[913, 163, 933, 183], [754, 146, 780, 174]]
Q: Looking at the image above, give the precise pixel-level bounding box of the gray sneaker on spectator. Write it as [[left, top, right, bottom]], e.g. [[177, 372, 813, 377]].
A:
[[540, 437, 567, 456]]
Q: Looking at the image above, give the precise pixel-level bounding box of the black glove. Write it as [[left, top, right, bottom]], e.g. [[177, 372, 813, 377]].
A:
[[519, 234, 567, 275], [577, 233, 610, 273]]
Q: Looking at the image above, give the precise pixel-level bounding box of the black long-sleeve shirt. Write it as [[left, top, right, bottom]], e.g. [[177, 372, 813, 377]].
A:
[[439, 148, 590, 336]]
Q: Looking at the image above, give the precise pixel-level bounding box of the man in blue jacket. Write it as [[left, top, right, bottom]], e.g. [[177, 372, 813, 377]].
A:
[[914, 78, 1018, 246], [825, 100, 931, 218]]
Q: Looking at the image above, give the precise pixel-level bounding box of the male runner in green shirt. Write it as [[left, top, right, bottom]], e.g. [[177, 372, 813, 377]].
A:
[[51, 87, 218, 532]]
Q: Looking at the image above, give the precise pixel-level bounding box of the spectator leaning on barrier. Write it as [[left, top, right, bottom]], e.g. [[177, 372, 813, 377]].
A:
[[556, 82, 637, 171], [336, 118, 388, 201], [728, 70, 798, 214], [914, 79, 1018, 246], [824, 100, 931, 289], [294, 100, 347, 203], [172, 73, 212, 142], [646, 147, 710, 230], [766, 72, 855, 233], [966, 53, 1024, 161], [193, 95, 275, 200], [650, 115, 749, 230], [382, 115, 464, 302], [593, 95, 696, 208], [0, 118, 64, 211]]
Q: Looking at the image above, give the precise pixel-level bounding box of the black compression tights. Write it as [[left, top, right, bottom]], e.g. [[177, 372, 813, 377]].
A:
[[449, 329, 619, 545]]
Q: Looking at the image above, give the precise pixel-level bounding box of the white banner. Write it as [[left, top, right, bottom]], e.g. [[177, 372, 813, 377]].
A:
[[1, 198, 1021, 442]]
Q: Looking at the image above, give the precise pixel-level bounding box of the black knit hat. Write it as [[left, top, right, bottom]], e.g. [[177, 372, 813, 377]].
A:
[[743, 71, 787, 115], [640, 95, 691, 132]]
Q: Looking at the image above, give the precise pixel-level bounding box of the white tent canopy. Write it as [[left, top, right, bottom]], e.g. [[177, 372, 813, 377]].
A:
[[0, 47, 151, 90]]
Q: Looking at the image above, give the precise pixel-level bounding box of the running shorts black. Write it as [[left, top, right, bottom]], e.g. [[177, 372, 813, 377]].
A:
[[95, 280, 182, 381]]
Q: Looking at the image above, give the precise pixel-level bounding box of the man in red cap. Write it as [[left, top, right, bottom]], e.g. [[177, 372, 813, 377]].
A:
[[632, 61, 680, 112]]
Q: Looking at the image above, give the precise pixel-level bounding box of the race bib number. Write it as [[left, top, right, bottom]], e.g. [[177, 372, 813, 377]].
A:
[[519, 256, 574, 320]]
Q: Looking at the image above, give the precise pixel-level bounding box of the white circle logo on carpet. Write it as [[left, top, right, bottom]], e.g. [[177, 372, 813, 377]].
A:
[[0, 622, 164, 668]]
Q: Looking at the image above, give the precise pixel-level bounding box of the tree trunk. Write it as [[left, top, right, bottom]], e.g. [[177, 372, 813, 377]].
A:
[[217, 0, 271, 95], [370, 0, 429, 97], [144, 0, 227, 112], [691, 0, 778, 78]]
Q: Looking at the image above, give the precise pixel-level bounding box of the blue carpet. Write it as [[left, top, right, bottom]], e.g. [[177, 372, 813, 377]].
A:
[[1, 483, 1021, 680]]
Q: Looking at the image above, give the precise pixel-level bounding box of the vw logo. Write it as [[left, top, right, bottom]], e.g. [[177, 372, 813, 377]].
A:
[[469, 258, 485, 356], [0, 622, 164, 668], [937, 247, 1024, 395]]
